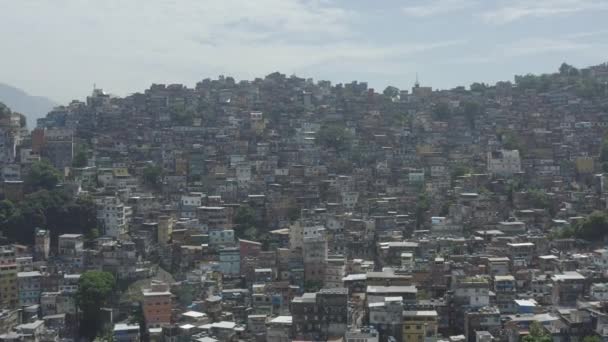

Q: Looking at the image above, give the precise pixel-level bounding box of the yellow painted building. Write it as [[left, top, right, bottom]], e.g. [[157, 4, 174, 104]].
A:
[[575, 157, 594, 174], [403, 310, 438, 342], [0, 245, 18, 308]]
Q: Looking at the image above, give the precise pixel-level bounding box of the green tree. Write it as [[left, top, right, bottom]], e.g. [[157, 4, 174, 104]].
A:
[[522, 321, 551, 342], [575, 211, 608, 241], [16, 112, 27, 128], [316, 124, 352, 151], [287, 207, 300, 223], [234, 205, 258, 239], [415, 192, 431, 228], [451, 163, 471, 180], [0, 200, 15, 222], [0, 102, 10, 119], [142, 165, 162, 187], [601, 134, 608, 172], [26, 160, 61, 192], [461, 101, 483, 128], [432, 101, 451, 121], [470, 82, 488, 92], [583, 335, 601, 342], [72, 145, 88, 168], [1, 190, 97, 245], [383, 86, 400, 98], [77, 271, 116, 339], [559, 62, 579, 76]]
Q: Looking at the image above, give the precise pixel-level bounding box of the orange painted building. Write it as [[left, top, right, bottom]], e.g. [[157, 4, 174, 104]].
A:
[[142, 282, 172, 328]]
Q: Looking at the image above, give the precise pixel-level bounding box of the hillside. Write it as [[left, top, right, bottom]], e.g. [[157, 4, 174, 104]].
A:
[[0, 83, 57, 128]]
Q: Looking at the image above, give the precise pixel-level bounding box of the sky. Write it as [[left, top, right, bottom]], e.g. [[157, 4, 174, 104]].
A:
[[1, 0, 607, 104]]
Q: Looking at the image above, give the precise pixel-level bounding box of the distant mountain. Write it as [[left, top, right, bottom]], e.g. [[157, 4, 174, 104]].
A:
[[0, 83, 58, 128]]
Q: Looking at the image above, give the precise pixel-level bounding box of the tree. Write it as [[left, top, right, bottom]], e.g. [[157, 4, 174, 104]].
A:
[[142, 164, 162, 188], [470, 82, 488, 92], [432, 101, 451, 121], [415, 192, 431, 228], [600, 134, 608, 172], [234, 205, 258, 239], [77, 271, 116, 339], [383, 86, 400, 98], [26, 160, 61, 192], [16, 112, 27, 128], [316, 124, 352, 151], [1, 190, 97, 245], [72, 144, 88, 168], [522, 321, 551, 342], [575, 211, 608, 241], [460, 101, 483, 128], [559, 62, 579, 76], [583, 335, 601, 342]]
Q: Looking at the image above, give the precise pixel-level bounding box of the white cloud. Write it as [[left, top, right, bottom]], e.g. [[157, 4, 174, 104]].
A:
[[565, 29, 608, 39], [502, 38, 592, 57], [449, 37, 595, 64], [481, 0, 608, 24], [0, 0, 467, 101], [402, 0, 477, 17]]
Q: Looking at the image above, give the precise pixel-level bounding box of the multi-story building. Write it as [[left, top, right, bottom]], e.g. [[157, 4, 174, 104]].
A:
[[17, 271, 42, 307], [303, 229, 327, 284], [344, 327, 380, 342], [487, 149, 522, 176], [113, 323, 141, 342], [325, 256, 346, 288], [157, 216, 174, 245], [142, 282, 172, 329], [464, 306, 501, 342], [551, 272, 586, 306], [197, 206, 230, 231], [34, 228, 50, 261], [96, 196, 131, 238], [42, 128, 74, 170], [368, 296, 403, 341], [219, 247, 240, 276], [292, 288, 348, 340], [0, 245, 18, 308], [57, 234, 84, 256], [403, 310, 438, 342], [494, 275, 517, 314], [454, 276, 490, 308]]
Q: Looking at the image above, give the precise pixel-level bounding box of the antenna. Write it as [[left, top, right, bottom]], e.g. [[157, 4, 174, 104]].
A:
[[415, 73, 420, 88]]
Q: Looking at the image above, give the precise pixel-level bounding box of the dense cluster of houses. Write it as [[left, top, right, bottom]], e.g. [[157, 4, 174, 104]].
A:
[[2, 63, 608, 341]]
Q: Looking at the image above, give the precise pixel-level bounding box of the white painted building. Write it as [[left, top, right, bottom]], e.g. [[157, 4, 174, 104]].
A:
[[487, 149, 522, 176]]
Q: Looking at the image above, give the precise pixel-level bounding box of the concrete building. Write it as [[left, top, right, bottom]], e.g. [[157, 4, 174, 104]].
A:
[[487, 150, 522, 176], [551, 272, 586, 306], [0, 245, 18, 308], [42, 128, 74, 170], [96, 196, 131, 239], [57, 234, 84, 256], [113, 323, 141, 342], [219, 247, 240, 276], [345, 327, 380, 342], [157, 216, 174, 245], [17, 271, 42, 307], [303, 229, 327, 284], [266, 316, 292, 342], [34, 228, 50, 261], [325, 255, 346, 288], [292, 288, 348, 340], [142, 282, 172, 328], [403, 310, 438, 342]]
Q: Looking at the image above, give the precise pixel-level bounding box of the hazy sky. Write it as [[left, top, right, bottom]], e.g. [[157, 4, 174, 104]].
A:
[[1, 0, 607, 103]]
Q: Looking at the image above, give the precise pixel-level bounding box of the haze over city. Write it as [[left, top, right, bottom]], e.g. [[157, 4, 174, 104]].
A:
[[0, 0, 607, 103], [3, 1, 608, 342]]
